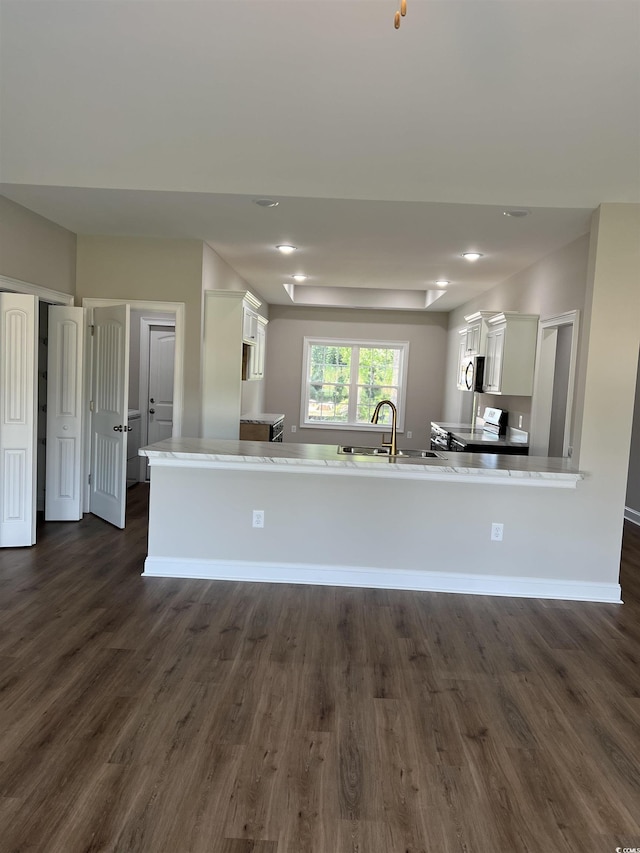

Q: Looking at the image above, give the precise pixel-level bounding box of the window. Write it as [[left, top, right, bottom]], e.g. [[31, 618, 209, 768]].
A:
[[301, 338, 409, 430]]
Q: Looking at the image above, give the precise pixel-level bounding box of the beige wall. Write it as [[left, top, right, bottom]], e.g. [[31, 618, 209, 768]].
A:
[[443, 234, 590, 428], [76, 235, 204, 436], [202, 242, 268, 318], [0, 195, 76, 294], [264, 306, 448, 448]]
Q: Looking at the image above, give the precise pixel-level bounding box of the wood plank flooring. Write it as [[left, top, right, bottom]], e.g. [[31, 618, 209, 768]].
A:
[[0, 484, 639, 852]]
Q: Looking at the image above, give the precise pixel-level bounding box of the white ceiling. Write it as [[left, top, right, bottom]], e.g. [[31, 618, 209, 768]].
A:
[[1, 0, 638, 311]]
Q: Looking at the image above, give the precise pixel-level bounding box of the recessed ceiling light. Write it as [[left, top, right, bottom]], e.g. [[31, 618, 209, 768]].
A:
[[435, 280, 449, 287], [503, 208, 530, 218], [462, 252, 483, 261], [292, 274, 307, 282], [276, 244, 297, 254], [253, 198, 279, 208]]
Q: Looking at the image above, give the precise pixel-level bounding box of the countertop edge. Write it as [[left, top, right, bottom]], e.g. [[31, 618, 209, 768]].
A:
[[140, 447, 583, 488]]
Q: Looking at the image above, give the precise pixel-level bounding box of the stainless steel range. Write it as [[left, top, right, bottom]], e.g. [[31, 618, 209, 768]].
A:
[[431, 421, 472, 450], [430, 408, 529, 455]]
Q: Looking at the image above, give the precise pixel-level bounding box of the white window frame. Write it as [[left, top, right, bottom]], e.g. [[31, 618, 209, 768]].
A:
[[300, 337, 409, 432]]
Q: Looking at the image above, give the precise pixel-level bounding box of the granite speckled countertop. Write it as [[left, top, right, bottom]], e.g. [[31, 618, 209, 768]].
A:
[[140, 438, 583, 488]]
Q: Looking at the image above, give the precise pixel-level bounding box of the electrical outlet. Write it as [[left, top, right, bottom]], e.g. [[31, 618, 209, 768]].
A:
[[252, 510, 265, 528], [491, 522, 504, 541], [291, 425, 297, 433], [407, 430, 412, 439]]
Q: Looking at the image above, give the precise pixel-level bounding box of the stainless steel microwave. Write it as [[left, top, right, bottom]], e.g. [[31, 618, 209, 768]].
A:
[[457, 355, 485, 392]]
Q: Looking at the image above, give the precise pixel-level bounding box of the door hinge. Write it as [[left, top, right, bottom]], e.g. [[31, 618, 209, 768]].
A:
[[88, 473, 91, 485], [89, 324, 95, 336], [89, 400, 95, 413]]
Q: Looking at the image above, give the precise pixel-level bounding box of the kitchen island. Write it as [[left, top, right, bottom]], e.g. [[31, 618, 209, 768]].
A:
[[138, 438, 619, 603]]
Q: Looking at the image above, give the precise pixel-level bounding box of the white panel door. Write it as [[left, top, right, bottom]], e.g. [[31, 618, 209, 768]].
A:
[[90, 304, 130, 528], [147, 327, 175, 445], [45, 306, 85, 521], [0, 293, 37, 547]]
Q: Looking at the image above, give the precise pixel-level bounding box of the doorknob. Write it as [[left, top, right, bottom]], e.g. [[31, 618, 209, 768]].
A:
[[150, 398, 155, 404], [149, 409, 155, 414], [113, 425, 123, 432]]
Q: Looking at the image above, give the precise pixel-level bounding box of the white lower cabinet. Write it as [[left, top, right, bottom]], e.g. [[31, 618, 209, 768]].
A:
[[483, 313, 539, 395]]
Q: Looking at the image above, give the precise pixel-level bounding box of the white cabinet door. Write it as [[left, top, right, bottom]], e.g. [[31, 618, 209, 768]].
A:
[[242, 306, 258, 344], [492, 328, 505, 391], [256, 321, 266, 376], [482, 329, 504, 394], [0, 294, 37, 547], [250, 319, 267, 379], [90, 304, 130, 529], [45, 306, 85, 521], [466, 323, 481, 354], [456, 331, 468, 390]]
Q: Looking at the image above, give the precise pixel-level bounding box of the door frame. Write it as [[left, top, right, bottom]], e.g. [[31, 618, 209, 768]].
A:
[[139, 316, 176, 481], [0, 274, 74, 307], [81, 298, 185, 513], [0, 275, 74, 545], [530, 310, 580, 458]]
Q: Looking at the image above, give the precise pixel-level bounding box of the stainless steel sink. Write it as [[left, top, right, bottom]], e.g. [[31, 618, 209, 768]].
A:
[[338, 446, 445, 459]]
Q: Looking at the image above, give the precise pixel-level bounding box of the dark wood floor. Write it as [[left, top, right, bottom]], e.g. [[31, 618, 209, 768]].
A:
[[1, 486, 639, 852]]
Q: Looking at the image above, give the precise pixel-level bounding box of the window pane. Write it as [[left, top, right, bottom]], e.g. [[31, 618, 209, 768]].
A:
[[358, 348, 400, 386], [309, 344, 351, 384], [306, 384, 350, 422], [356, 386, 398, 424]]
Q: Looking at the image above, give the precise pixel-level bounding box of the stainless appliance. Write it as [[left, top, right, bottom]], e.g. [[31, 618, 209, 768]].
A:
[[431, 409, 528, 455], [430, 422, 452, 452], [458, 355, 485, 392]]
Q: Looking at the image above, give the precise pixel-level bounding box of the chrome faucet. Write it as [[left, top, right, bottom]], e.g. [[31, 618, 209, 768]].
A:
[[371, 399, 398, 456]]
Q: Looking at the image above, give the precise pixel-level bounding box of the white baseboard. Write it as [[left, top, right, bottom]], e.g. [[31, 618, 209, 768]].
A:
[[624, 506, 640, 527], [142, 557, 622, 603]]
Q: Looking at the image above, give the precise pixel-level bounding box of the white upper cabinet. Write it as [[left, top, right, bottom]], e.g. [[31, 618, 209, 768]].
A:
[[246, 316, 268, 381], [242, 303, 259, 345], [483, 312, 539, 396], [456, 311, 498, 390], [461, 311, 498, 356]]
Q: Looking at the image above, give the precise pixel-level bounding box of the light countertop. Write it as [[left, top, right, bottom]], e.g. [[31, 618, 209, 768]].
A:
[[140, 438, 582, 488], [239, 413, 285, 425]]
